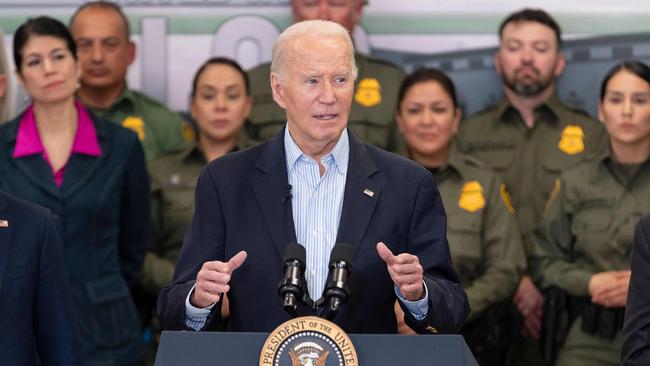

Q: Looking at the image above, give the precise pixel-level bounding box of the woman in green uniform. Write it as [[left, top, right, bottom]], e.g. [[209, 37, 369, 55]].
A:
[[534, 60, 650, 366], [140, 57, 255, 310], [394, 68, 525, 365]]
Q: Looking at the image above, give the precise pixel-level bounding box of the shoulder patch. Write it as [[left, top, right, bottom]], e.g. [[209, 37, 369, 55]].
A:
[[558, 125, 585, 155], [122, 116, 145, 140], [544, 178, 562, 217], [355, 78, 382, 107], [181, 121, 196, 143], [499, 183, 516, 214], [459, 180, 485, 213]]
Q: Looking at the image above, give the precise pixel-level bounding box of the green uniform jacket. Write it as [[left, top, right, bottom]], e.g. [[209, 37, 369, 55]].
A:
[[434, 142, 525, 320], [87, 89, 190, 160], [533, 146, 650, 297], [458, 96, 607, 260], [140, 134, 257, 295], [247, 53, 406, 153]]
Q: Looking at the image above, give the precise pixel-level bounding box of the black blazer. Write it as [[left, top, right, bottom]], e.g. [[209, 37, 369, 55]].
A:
[[0, 112, 149, 365], [0, 191, 82, 365], [158, 129, 469, 334], [622, 214, 650, 365]]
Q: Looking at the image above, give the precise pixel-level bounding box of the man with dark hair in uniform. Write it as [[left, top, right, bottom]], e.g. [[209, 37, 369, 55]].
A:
[[247, 0, 405, 153], [457, 8, 607, 365], [70, 1, 189, 160]]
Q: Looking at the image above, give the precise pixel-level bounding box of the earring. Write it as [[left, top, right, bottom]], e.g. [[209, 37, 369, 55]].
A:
[[75, 81, 81, 90]]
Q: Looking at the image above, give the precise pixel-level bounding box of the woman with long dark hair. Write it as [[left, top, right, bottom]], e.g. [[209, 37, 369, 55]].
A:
[[535, 60, 650, 366], [0, 16, 148, 365]]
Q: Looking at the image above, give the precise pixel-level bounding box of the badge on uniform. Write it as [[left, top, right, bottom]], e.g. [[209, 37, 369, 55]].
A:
[[122, 116, 146, 141], [458, 180, 485, 213], [558, 125, 585, 155], [354, 78, 382, 107], [0, 219, 8, 227]]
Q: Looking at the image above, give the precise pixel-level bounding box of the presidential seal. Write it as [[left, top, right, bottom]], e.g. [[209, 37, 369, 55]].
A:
[[259, 316, 358, 366]]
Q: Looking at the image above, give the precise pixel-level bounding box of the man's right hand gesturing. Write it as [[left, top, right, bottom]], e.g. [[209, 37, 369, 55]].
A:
[[190, 251, 247, 308]]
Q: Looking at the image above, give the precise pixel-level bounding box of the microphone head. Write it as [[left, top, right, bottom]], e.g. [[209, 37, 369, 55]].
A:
[[329, 242, 354, 266], [283, 242, 306, 264]]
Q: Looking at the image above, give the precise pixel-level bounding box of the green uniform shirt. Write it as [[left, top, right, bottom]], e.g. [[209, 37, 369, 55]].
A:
[[247, 53, 406, 153], [88, 89, 190, 160], [433, 142, 525, 320], [140, 135, 256, 295], [458, 96, 607, 258], [533, 147, 650, 297]]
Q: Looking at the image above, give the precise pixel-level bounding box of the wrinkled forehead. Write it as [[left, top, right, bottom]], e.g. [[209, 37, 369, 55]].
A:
[[285, 34, 352, 69]]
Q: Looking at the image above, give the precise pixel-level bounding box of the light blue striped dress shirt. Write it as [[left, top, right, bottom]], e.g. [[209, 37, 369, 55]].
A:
[[285, 128, 349, 300]]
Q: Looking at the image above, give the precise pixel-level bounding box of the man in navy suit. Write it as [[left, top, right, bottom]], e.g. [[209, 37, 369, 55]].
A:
[[158, 20, 468, 334], [622, 214, 650, 365], [0, 191, 81, 365]]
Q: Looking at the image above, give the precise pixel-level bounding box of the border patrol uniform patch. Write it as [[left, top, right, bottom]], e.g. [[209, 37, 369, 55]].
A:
[[499, 183, 516, 214], [459, 180, 485, 212], [181, 121, 196, 143], [558, 125, 585, 155], [354, 78, 382, 107], [122, 116, 145, 141]]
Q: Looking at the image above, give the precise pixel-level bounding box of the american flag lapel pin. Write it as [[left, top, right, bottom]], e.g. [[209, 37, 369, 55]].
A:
[[0, 219, 8, 227], [363, 188, 374, 197]]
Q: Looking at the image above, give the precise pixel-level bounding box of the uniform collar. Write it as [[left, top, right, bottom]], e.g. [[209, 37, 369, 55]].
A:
[[496, 94, 563, 126], [413, 139, 464, 180], [597, 143, 650, 166], [110, 86, 137, 113], [599, 143, 650, 184], [182, 131, 258, 164], [443, 140, 467, 179], [181, 145, 205, 165], [80, 84, 136, 117]]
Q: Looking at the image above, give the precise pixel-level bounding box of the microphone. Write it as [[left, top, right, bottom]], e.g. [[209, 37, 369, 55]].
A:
[[277, 243, 307, 316], [322, 243, 354, 320]]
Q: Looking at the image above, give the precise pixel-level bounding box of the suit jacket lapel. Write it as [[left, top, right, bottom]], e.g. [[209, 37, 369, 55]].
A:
[[12, 155, 60, 198], [60, 117, 107, 197], [335, 132, 380, 257], [252, 130, 297, 259], [0, 194, 14, 296], [1, 116, 59, 198], [60, 154, 102, 197]]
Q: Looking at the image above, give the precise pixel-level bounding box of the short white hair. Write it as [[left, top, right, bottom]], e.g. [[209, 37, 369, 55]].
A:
[[271, 20, 358, 82]]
